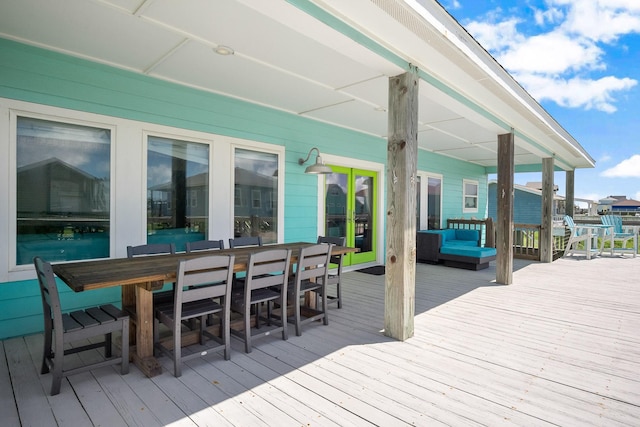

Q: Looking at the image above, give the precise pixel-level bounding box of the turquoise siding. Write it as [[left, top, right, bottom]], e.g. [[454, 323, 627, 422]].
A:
[[488, 183, 542, 224], [0, 39, 487, 339]]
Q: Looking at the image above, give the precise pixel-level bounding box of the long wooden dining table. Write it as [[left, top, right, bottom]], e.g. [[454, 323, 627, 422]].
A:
[[52, 241, 357, 377]]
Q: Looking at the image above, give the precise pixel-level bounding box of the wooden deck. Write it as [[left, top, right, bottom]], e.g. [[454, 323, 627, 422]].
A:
[[2, 256, 639, 426]]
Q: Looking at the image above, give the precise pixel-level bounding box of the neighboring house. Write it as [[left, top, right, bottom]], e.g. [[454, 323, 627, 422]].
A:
[[598, 196, 640, 215], [148, 172, 209, 220], [488, 181, 565, 225], [0, 1, 594, 339], [233, 167, 278, 221]]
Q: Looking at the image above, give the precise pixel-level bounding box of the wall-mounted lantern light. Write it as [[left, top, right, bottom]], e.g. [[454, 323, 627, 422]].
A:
[[298, 147, 332, 174]]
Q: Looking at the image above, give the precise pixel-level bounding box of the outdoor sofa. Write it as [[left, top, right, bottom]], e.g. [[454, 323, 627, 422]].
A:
[[416, 228, 496, 270]]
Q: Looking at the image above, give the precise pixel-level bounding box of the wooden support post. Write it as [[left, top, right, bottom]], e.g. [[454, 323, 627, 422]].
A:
[[384, 68, 418, 341], [496, 132, 514, 285], [565, 169, 575, 218], [540, 158, 554, 263]]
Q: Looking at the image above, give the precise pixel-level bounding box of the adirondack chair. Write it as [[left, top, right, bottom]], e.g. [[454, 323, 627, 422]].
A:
[[601, 215, 638, 258], [563, 215, 599, 259]]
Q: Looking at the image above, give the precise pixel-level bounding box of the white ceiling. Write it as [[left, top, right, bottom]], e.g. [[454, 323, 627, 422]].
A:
[[0, 0, 595, 170]]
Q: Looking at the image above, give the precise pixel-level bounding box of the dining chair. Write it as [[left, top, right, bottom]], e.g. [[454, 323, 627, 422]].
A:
[[229, 236, 263, 248], [34, 257, 129, 395], [185, 239, 224, 253], [153, 254, 235, 377], [601, 215, 638, 257], [230, 248, 291, 353], [127, 243, 177, 305], [317, 235, 346, 309], [288, 244, 332, 336]]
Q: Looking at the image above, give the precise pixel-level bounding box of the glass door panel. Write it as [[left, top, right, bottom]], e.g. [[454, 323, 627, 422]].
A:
[[324, 166, 377, 266], [324, 168, 349, 242], [351, 169, 376, 264], [427, 176, 442, 229]]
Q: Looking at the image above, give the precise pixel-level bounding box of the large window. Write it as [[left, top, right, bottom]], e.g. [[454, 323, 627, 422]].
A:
[[147, 135, 209, 251], [463, 179, 479, 213], [16, 117, 111, 264], [234, 148, 278, 244]]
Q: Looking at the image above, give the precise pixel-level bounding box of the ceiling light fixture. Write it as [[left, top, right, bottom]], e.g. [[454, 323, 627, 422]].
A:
[[298, 147, 333, 174], [214, 45, 234, 55]]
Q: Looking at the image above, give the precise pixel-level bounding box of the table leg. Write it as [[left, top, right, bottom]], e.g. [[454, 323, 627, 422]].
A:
[[133, 285, 162, 377], [121, 284, 136, 346]]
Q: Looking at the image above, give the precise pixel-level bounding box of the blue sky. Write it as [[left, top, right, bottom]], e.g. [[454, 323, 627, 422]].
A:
[[436, 0, 640, 206]]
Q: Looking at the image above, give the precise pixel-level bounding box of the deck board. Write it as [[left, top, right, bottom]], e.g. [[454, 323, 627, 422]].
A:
[[2, 255, 639, 426], [0, 341, 20, 426]]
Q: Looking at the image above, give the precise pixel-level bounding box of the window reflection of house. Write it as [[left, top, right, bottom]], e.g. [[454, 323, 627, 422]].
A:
[[325, 183, 347, 237], [325, 182, 370, 250], [18, 157, 109, 215], [234, 167, 276, 217], [233, 167, 277, 239], [147, 172, 208, 220], [16, 157, 109, 264]]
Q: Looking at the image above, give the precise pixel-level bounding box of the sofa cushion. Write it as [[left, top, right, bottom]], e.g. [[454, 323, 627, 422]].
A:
[[440, 245, 496, 259], [454, 229, 479, 243], [417, 228, 479, 246], [443, 239, 479, 247]]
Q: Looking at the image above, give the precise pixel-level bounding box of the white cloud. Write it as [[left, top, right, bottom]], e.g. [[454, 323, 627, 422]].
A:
[[555, 0, 640, 43], [498, 31, 603, 74], [534, 7, 564, 25], [599, 154, 612, 162], [635, 191, 640, 201], [465, 18, 523, 51], [601, 154, 640, 177], [516, 73, 637, 112], [463, 0, 640, 113]]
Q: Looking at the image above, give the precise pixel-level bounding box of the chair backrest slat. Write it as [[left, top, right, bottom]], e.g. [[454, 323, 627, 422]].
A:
[[34, 257, 64, 332], [127, 243, 176, 258], [245, 249, 291, 292], [185, 239, 224, 253], [229, 236, 262, 248], [176, 255, 235, 306], [295, 244, 331, 283], [563, 215, 576, 229]]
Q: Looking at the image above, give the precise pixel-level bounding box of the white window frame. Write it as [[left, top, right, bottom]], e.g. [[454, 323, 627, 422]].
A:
[[231, 142, 285, 244], [463, 179, 479, 213], [143, 131, 213, 245], [7, 108, 116, 279]]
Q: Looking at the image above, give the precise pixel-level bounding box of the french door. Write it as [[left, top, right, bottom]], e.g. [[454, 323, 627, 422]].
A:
[[323, 166, 377, 266]]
